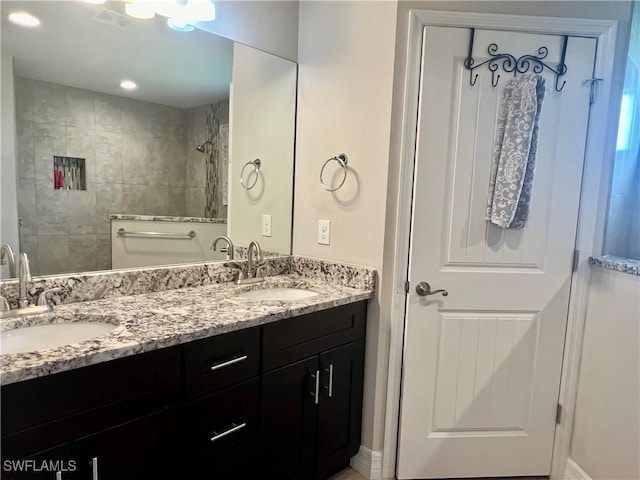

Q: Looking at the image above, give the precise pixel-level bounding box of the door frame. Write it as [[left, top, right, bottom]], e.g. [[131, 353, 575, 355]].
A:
[[383, 10, 618, 480]]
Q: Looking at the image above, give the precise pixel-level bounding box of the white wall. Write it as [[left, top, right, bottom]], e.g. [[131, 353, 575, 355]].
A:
[[295, 0, 634, 466], [228, 43, 296, 253], [196, 0, 299, 61], [569, 267, 640, 479], [294, 0, 398, 452], [0, 54, 20, 278]]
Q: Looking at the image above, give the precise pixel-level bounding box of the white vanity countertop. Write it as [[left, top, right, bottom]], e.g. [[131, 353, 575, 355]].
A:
[[0, 275, 374, 385]]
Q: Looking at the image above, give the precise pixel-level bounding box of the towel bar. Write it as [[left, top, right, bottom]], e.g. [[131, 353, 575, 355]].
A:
[[240, 158, 261, 190], [320, 153, 348, 192], [116, 228, 196, 239]]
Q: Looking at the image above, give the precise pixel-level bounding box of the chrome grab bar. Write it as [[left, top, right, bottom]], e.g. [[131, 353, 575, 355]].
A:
[[116, 228, 196, 239]]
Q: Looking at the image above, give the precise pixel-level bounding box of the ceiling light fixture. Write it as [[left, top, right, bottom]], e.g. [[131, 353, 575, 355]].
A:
[[81, 0, 107, 4], [8, 11, 41, 27], [123, 1, 215, 29], [167, 18, 195, 32], [120, 80, 137, 90], [124, 1, 155, 20]]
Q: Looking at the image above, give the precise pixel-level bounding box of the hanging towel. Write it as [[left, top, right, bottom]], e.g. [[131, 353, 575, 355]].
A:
[[486, 73, 546, 229]]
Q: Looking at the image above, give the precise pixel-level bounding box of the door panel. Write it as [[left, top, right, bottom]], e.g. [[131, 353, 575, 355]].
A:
[[397, 26, 596, 479], [260, 356, 318, 480], [316, 341, 365, 479]]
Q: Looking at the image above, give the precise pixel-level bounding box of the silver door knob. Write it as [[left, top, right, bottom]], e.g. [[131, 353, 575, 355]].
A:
[[415, 281, 448, 297]]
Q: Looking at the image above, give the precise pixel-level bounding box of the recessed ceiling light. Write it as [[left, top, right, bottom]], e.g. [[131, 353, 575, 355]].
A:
[[8, 11, 41, 27], [120, 80, 137, 90], [81, 0, 107, 4]]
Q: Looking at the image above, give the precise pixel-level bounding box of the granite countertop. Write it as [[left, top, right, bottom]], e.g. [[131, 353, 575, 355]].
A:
[[589, 255, 640, 276], [110, 214, 227, 224], [0, 275, 374, 386]]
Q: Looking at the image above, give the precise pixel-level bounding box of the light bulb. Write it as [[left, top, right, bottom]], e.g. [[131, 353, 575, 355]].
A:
[[124, 1, 155, 20], [120, 80, 137, 90], [8, 11, 40, 27], [167, 18, 195, 32]]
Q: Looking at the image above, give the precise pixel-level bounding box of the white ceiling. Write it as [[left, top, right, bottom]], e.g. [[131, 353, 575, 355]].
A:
[[0, 0, 234, 108]]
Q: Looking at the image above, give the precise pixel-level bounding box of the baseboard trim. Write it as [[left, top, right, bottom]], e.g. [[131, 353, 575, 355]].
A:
[[351, 446, 384, 479], [565, 459, 593, 480]]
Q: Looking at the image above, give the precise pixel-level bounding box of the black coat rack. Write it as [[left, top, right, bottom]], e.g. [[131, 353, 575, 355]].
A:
[[463, 28, 569, 92]]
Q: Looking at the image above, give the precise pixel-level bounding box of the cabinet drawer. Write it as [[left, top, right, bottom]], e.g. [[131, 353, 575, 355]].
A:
[[1, 346, 180, 436], [183, 327, 260, 399], [183, 378, 259, 477], [263, 301, 366, 371]]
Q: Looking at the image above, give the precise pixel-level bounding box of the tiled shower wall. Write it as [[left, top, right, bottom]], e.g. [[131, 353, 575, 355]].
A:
[[14, 77, 226, 275], [186, 102, 229, 219]]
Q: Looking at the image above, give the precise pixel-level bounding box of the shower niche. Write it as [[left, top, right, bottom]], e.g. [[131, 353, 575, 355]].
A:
[[53, 156, 86, 190]]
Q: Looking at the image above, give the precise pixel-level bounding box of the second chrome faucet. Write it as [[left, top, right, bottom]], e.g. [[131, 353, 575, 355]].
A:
[[234, 241, 265, 285]]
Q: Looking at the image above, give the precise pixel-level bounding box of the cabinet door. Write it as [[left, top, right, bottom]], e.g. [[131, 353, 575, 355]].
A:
[[260, 356, 319, 480], [316, 340, 365, 479], [74, 409, 180, 480]]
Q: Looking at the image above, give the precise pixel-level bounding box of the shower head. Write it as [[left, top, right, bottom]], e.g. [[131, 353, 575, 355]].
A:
[[196, 140, 213, 153]]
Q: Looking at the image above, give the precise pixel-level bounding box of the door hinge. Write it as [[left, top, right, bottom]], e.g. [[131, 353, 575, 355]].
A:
[[572, 249, 580, 272], [556, 403, 563, 424], [404, 280, 410, 294], [582, 78, 603, 105]]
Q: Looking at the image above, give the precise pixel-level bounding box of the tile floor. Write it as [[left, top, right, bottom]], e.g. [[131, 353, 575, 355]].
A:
[[330, 468, 369, 480]]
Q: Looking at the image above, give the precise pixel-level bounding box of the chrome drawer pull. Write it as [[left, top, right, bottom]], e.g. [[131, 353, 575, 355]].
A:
[[210, 422, 247, 442], [91, 457, 99, 480], [324, 364, 334, 398], [210, 355, 248, 372], [310, 370, 320, 405]]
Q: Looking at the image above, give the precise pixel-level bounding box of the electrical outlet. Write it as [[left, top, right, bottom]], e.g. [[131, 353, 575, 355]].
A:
[[318, 219, 331, 245], [262, 214, 272, 237]]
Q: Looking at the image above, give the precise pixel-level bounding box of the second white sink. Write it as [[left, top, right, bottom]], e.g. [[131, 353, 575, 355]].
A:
[[235, 288, 319, 301], [1, 320, 118, 355]]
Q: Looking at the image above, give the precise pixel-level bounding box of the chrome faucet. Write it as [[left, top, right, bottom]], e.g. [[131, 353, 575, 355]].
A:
[[234, 241, 265, 285], [1, 243, 16, 278], [246, 241, 263, 279], [211, 235, 234, 259], [0, 252, 62, 319], [17, 253, 31, 308]]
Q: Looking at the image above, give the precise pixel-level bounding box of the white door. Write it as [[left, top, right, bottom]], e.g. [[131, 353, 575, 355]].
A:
[[397, 26, 596, 479]]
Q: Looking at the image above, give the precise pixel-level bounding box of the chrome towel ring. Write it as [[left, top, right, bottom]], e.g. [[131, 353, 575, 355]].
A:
[[240, 158, 261, 190], [320, 153, 348, 192]]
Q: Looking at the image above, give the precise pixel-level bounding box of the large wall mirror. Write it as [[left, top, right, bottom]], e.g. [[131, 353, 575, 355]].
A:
[[0, 0, 296, 278]]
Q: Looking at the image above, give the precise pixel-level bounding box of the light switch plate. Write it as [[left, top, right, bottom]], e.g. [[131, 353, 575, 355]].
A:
[[318, 219, 331, 245], [262, 214, 272, 237]]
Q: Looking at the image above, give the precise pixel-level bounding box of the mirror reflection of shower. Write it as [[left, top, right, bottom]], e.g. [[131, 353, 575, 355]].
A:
[[196, 140, 213, 153]]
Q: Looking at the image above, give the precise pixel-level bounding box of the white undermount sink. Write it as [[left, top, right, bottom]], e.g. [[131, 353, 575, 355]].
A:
[[234, 287, 319, 301], [1, 319, 118, 355]]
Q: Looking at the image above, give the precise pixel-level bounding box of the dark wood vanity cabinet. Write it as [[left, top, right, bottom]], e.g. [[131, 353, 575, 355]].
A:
[[1, 302, 367, 480], [261, 301, 367, 480]]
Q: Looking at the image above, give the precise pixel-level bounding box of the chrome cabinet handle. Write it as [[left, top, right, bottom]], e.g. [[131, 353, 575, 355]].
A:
[[323, 364, 334, 398], [415, 281, 448, 297], [91, 457, 98, 480], [310, 370, 320, 405], [210, 422, 247, 442], [209, 355, 248, 372]]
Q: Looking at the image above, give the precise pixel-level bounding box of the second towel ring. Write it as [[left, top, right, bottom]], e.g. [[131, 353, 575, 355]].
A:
[[240, 158, 261, 190], [320, 154, 348, 192]]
